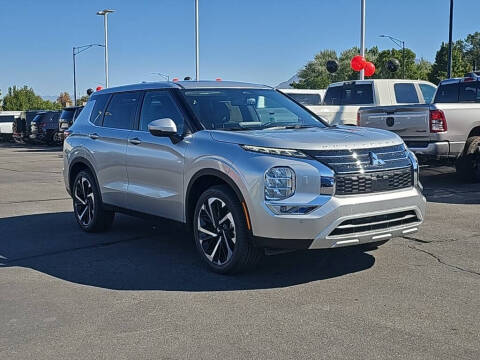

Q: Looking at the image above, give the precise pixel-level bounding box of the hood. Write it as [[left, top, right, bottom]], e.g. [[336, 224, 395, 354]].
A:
[[210, 126, 403, 151]]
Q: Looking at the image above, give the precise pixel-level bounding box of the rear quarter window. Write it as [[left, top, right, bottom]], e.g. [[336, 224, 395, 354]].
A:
[[89, 94, 110, 125], [434, 83, 459, 103], [394, 83, 419, 103]]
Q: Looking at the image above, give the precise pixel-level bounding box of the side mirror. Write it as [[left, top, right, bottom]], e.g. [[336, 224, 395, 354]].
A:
[[148, 118, 177, 136]]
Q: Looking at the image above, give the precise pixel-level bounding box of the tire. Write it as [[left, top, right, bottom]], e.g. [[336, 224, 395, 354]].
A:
[[72, 170, 115, 232], [193, 185, 263, 274], [359, 239, 389, 251], [456, 136, 480, 182]]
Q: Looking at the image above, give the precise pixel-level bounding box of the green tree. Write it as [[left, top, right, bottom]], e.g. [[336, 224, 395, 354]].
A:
[[76, 95, 89, 106], [57, 92, 72, 107], [374, 48, 421, 79], [2, 86, 61, 111], [428, 41, 470, 84], [463, 32, 480, 70]]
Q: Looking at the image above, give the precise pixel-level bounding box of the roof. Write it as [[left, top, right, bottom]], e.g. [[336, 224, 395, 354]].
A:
[[94, 80, 271, 95], [328, 79, 435, 87]]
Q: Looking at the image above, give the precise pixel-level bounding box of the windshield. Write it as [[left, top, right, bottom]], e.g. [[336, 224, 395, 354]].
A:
[[181, 89, 327, 131]]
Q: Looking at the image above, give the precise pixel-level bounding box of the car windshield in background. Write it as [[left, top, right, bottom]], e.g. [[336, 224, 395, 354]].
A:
[[288, 93, 322, 106], [323, 83, 374, 105], [181, 89, 326, 131], [60, 109, 75, 121]]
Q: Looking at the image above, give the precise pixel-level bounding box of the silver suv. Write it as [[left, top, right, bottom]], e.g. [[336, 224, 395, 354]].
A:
[[63, 81, 426, 273]]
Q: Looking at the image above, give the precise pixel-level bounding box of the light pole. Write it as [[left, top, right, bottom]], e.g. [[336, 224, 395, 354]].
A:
[[152, 72, 170, 81], [195, 0, 200, 81], [73, 44, 104, 105], [96, 9, 115, 88], [380, 34, 406, 79], [360, 0, 366, 80], [447, 0, 454, 78]]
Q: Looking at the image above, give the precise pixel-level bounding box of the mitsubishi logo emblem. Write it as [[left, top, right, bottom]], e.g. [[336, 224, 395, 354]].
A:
[[369, 152, 385, 166]]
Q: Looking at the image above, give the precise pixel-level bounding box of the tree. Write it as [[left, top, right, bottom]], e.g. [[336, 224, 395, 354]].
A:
[[57, 92, 72, 107], [2, 85, 62, 111], [463, 32, 480, 71], [76, 95, 89, 106], [428, 41, 470, 84]]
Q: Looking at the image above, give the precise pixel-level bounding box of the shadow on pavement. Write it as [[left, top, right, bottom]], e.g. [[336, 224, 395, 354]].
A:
[[0, 212, 375, 291], [420, 165, 480, 205]]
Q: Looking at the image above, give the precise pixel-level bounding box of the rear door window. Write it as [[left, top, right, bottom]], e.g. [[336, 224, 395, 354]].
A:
[[394, 83, 419, 103], [103, 92, 142, 129], [89, 94, 111, 125], [419, 84, 437, 104], [458, 82, 479, 102], [434, 83, 459, 103]]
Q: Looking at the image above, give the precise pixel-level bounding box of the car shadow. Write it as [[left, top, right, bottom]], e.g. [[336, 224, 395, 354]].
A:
[[0, 212, 375, 291], [420, 165, 480, 205]]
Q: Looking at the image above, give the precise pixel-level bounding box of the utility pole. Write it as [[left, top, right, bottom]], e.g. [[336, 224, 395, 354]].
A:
[[73, 44, 104, 106], [360, 0, 366, 80], [447, 0, 453, 78]]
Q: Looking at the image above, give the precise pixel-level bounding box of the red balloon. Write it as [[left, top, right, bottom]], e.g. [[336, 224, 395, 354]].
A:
[[351, 55, 366, 71], [96, 86, 103, 91], [364, 62, 376, 77]]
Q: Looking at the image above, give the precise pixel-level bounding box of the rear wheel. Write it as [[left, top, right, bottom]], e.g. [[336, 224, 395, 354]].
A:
[[193, 185, 263, 274], [73, 170, 115, 232], [456, 136, 480, 182]]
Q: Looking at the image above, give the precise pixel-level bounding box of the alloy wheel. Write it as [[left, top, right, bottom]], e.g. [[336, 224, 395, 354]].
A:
[[197, 197, 236, 266], [74, 176, 95, 227]]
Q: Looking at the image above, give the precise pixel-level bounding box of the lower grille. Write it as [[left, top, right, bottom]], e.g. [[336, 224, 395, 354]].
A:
[[329, 210, 419, 237], [335, 167, 413, 195]]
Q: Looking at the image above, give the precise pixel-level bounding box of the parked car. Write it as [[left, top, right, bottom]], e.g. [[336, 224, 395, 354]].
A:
[[0, 111, 22, 141], [358, 75, 480, 181], [29, 111, 61, 145], [58, 106, 84, 141], [310, 79, 437, 125], [63, 81, 425, 273], [13, 110, 43, 143], [278, 88, 325, 106]]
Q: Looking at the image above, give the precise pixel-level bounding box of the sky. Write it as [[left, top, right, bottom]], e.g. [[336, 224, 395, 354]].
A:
[[1, 0, 479, 98]]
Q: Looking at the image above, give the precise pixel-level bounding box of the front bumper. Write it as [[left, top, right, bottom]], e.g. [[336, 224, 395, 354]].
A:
[[250, 187, 426, 250]]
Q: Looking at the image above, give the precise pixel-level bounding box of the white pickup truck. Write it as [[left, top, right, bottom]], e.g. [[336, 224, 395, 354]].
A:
[[358, 75, 480, 181], [309, 79, 437, 125], [0, 111, 22, 141]]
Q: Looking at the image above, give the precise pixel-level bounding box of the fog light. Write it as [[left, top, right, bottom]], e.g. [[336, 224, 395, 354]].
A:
[[267, 204, 317, 215]]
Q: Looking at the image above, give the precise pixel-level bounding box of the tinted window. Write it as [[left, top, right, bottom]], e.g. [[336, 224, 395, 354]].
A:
[[103, 92, 141, 129], [394, 83, 419, 103], [434, 83, 459, 103], [89, 94, 110, 125], [323, 84, 373, 105], [60, 109, 75, 121], [458, 82, 478, 102], [139, 91, 185, 133], [0, 115, 14, 123], [419, 84, 436, 104], [288, 93, 321, 105], [323, 86, 342, 105]]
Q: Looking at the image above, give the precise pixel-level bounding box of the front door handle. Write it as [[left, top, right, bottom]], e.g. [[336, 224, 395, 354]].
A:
[[89, 133, 99, 140], [128, 137, 142, 145]]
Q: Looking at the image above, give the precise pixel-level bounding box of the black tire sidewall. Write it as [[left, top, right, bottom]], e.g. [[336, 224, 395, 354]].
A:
[[73, 170, 104, 232], [193, 185, 251, 273]]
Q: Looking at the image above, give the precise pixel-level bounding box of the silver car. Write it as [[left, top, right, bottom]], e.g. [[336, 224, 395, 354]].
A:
[[63, 81, 426, 273]]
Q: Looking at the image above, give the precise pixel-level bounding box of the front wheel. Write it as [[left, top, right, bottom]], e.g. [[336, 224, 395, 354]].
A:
[[193, 185, 263, 274], [456, 136, 480, 182], [73, 170, 115, 232]]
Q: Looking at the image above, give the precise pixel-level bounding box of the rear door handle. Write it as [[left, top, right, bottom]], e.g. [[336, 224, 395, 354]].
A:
[[89, 133, 99, 140], [128, 137, 141, 145]]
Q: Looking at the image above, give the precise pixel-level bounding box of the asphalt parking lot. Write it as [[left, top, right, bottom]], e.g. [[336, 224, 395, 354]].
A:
[[0, 143, 479, 359]]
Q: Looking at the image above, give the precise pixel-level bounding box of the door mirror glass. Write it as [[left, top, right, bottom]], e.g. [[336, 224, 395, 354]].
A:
[[148, 118, 178, 137]]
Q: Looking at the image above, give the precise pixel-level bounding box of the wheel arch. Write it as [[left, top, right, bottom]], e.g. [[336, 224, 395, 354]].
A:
[[68, 157, 101, 197], [185, 168, 248, 231]]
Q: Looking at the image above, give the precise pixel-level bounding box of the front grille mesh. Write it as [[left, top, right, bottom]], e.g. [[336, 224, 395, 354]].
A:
[[329, 210, 419, 237], [336, 167, 413, 195]]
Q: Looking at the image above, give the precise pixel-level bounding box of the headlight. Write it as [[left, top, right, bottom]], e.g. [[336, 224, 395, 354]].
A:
[[265, 167, 295, 201], [241, 144, 307, 158], [407, 150, 420, 188]]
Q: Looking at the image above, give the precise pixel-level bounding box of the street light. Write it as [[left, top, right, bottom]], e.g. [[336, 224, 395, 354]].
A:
[[73, 44, 104, 105], [195, 0, 199, 81], [96, 9, 115, 88], [151, 72, 170, 81], [380, 34, 406, 79]]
